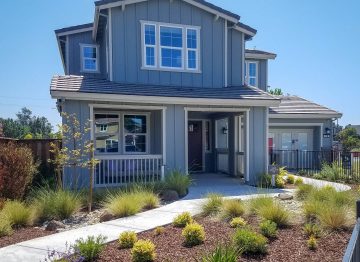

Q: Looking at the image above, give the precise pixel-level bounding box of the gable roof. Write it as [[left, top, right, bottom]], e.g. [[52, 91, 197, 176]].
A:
[[50, 75, 280, 107], [94, 0, 240, 20], [245, 49, 276, 60], [269, 95, 342, 119]]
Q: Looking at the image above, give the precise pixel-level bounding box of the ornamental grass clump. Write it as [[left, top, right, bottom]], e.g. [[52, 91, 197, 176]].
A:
[[1, 200, 33, 227], [304, 223, 321, 238], [119, 231, 137, 249], [230, 217, 247, 228], [294, 177, 304, 186], [31, 187, 82, 221], [295, 184, 314, 200], [259, 220, 278, 238], [173, 212, 193, 228], [74, 235, 107, 262], [221, 199, 245, 220], [131, 240, 156, 262], [0, 217, 13, 237], [164, 170, 192, 197], [201, 193, 223, 216], [287, 175, 295, 184], [318, 205, 350, 230], [233, 228, 267, 254], [198, 245, 240, 262], [182, 223, 205, 247], [248, 196, 273, 215], [258, 203, 290, 227], [153, 226, 165, 236]]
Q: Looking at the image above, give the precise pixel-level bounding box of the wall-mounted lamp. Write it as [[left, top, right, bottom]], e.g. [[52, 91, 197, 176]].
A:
[[325, 127, 331, 135], [222, 126, 228, 134]]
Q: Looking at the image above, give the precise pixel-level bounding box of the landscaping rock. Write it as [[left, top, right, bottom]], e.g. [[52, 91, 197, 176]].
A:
[[45, 220, 65, 231], [100, 211, 115, 222], [161, 190, 179, 202], [277, 193, 294, 201]]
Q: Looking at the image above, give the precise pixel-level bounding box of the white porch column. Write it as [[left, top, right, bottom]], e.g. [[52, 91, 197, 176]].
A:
[[161, 107, 167, 180], [245, 110, 250, 182]]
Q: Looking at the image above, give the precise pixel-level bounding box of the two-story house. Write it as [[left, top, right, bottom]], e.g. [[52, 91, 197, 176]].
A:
[[51, 0, 341, 189]]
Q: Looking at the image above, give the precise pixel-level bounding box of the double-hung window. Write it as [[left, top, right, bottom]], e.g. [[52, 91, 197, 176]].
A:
[[124, 114, 148, 153], [81, 44, 99, 72], [244, 61, 258, 87], [142, 21, 200, 72]]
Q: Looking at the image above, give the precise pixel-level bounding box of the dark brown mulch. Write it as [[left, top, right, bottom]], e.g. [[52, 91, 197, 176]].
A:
[[0, 227, 54, 248], [98, 216, 351, 262]]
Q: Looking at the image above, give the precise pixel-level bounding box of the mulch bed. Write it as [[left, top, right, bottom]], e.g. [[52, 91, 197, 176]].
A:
[[0, 227, 54, 248], [98, 216, 352, 262]]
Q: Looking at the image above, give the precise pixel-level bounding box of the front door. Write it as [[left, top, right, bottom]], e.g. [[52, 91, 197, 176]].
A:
[[188, 121, 203, 172]]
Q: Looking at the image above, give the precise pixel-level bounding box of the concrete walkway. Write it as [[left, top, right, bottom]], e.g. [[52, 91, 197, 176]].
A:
[[0, 173, 348, 261]]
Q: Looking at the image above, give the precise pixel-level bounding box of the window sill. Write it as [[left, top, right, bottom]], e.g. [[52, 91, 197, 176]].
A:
[[141, 66, 202, 74]]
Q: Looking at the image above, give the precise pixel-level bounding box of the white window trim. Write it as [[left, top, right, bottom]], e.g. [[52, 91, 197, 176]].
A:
[[123, 112, 151, 155], [204, 120, 212, 153], [142, 23, 157, 68], [80, 44, 100, 73], [244, 61, 258, 87], [99, 124, 108, 133], [94, 112, 120, 154], [140, 20, 201, 73]]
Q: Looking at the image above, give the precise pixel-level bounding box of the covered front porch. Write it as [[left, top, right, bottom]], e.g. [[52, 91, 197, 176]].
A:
[[89, 103, 268, 188]]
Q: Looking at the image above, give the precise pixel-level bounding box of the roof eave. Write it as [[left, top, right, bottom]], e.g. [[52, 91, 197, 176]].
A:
[[269, 113, 343, 119], [50, 90, 281, 107], [245, 53, 277, 60]]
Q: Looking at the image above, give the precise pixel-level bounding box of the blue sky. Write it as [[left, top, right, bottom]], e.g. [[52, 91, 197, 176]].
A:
[[0, 0, 359, 129]]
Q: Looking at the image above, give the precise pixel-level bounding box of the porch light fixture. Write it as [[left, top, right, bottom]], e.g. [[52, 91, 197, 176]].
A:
[[222, 126, 228, 134], [325, 128, 331, 135]]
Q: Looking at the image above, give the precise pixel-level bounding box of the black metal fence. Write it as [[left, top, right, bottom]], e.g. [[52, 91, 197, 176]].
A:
[[269, 150, 360, 181], [343, 201, 360, 262]]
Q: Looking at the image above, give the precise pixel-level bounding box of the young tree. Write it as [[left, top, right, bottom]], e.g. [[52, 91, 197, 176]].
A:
[[268, 88, 284, 96], [337, 127, 360, 152], [49, 113, 98, 212]]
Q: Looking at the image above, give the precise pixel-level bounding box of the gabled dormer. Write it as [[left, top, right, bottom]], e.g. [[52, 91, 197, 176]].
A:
[[55, 0, 257, 88]]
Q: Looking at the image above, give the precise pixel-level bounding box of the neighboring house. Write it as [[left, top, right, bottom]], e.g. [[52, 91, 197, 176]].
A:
[[50, 0, 340, 188]]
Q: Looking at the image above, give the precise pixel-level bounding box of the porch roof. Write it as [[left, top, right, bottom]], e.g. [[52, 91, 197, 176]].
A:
[[269, 95, 342, 119], [50, 75, 279, 106]]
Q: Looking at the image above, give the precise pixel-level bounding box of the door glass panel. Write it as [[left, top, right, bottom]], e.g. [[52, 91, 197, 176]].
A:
[[281, 133, 292, 150], [298, 133, 308, 150]]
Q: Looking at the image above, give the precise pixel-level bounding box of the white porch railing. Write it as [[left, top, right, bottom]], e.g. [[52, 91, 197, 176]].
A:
[[94, 155, 164, 188]]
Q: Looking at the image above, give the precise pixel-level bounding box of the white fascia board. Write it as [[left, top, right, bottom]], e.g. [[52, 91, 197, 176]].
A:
[[93, 7, 100, 40], [269, 113, 342, 119], [233, 25, 256, 37], [56, 37, 66, 73], [97, 0, 148, 10], [56, 27, 93, 37], [245, 53, 276, 60], [51, 90, 280, 107]]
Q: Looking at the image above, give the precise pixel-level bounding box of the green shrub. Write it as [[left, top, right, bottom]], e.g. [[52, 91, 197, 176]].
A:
[[260, 220, 278, 238], [295, 184, 314, 200], [182, 223, 205, 247], [304, 223, 321, 238], [0, 217, 13, 237], [307, 236, 317, 250], [131, 240, 156, 262], [319, 162, 342, 182], [287, 175, 295, 184], [197, 245, 240, 262], [233, 228, 267, 254], [221, 199, 245, 220], [31, 188, 82, 221], [318, 205, 349, 230], [258, 203, 290, 227], [173, 212, 193, 228], [0, 142, 38, 200], [74, 235, 107, 262], [275, 175, 285, 188], [153, 226, 165, 236], [1, 200, 33, 227], [294, 177, 304, 186], [278, 167, 287, 177], [248, 196, 273, 215], [303, 201, 323, 220], [119, 231, 137, 249], [230, 217, 247, 228], [309, 186, 336, 202], [201, 193, 223, 216], [164, 170, 192, 197], [257, 173, 272, 188]]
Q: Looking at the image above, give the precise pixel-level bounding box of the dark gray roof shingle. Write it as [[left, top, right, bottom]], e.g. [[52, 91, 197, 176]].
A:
[[95, 0, 241, 20], [50, 75, 278, 101], [270, 95, 342, 118], [245, 49, 276, 56]]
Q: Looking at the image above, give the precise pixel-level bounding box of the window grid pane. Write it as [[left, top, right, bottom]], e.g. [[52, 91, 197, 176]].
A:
[[82, 46, 98, 71], [160, 27, 183, 48], [124, 115, 148, 154]]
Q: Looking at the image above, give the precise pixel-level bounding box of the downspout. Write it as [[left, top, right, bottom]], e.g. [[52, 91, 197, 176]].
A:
[[224, 19, 228, 87]]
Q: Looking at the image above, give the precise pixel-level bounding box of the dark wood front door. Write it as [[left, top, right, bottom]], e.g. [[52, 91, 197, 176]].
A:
[[188, 121, 203, 172]]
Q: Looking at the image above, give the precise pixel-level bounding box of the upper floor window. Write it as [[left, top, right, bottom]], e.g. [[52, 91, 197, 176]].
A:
[[81, 44, 99, 72], [142, 21, 200, 72], [244, 61, 258, 87]]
